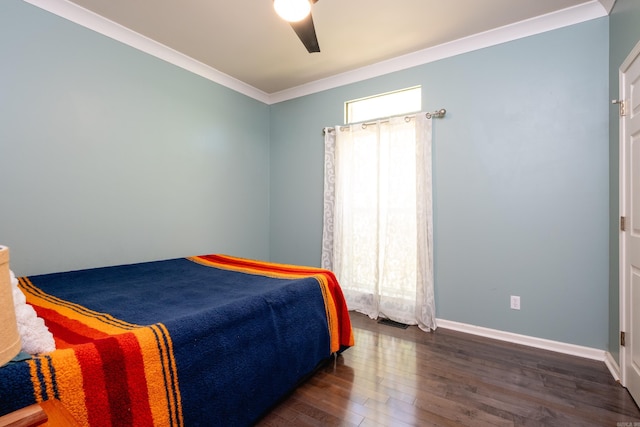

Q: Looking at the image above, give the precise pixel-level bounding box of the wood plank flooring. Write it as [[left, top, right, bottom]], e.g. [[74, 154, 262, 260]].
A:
[[257, 312, 640, 426]]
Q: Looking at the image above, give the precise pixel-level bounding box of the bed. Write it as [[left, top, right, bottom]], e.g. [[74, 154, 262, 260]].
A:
[[0, 254, 354, 426]]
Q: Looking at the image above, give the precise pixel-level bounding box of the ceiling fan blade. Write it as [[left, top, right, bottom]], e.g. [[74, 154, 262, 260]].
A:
[[290, 12, 320, 53]]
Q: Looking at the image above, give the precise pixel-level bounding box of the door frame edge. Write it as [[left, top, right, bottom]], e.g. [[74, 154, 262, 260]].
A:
[[618, 38, 640, 388]]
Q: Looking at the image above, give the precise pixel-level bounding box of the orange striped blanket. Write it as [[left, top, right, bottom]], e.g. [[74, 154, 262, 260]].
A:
[[0, 254, 354, 426]]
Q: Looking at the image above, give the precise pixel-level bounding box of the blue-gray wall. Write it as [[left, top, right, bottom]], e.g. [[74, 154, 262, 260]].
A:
[[270, 18, 610, 349], [0, 0, 271, 275], [608, 0, 640, 365], [0, 0, 622, 352]]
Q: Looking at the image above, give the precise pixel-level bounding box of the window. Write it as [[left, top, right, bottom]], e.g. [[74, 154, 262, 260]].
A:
[[345, 86, 421, 124], [322, 85, 436, 331]]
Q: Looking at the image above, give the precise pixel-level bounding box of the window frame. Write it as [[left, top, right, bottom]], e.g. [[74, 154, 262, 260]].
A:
[[344, 86, 422, 124]]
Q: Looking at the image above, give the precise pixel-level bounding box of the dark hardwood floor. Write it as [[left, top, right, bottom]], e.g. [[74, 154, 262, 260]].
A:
[[257, 312, 640, 426]]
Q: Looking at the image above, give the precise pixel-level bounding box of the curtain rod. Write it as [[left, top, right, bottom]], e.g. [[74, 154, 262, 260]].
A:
[[323, 108, 446, 134]]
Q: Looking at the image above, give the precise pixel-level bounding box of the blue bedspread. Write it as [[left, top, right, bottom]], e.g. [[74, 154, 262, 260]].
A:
[[0, 255, 353, 426]]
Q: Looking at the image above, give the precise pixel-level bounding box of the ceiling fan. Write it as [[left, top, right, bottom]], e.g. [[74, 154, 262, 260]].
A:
[[273, 0, 321, 53]]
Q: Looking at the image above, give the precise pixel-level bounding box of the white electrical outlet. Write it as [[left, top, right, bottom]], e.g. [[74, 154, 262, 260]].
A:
[[510, 295, 521, 310]]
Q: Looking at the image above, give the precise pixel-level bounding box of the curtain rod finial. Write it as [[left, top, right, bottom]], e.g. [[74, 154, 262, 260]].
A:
[[426, 108, 446, 119]]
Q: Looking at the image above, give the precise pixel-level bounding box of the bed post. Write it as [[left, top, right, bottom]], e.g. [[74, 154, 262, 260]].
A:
[[0, 246, 21, 367]]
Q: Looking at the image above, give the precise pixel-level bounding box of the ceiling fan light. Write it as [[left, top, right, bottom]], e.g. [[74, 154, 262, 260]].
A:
[[274, 0, 311, 22]]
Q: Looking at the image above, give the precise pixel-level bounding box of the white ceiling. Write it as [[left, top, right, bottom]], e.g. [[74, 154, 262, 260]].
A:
[[25, 0, 613, 103]]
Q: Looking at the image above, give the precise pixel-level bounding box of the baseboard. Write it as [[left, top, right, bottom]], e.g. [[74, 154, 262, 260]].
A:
[[435, 318, 606, 361], [605, 351, 621, 382], [436, 319, 624, 383]]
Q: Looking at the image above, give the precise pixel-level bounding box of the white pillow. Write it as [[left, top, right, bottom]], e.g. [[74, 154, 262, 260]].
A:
[[10, 271, 55, 354]]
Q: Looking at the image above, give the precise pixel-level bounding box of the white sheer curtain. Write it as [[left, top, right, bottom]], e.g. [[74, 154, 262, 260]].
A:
[[322, 114, 436, 331]]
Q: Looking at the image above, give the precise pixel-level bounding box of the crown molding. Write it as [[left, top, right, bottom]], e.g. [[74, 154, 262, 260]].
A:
[[269, 1, 608, 103], [24, 0, 607, 105], [598, 0, 616, 14], [22, 0, 271, 104]]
